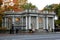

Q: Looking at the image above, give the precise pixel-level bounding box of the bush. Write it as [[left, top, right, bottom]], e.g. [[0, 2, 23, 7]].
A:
[[0, 27, 7, 30], [0, 27, 7, 33]]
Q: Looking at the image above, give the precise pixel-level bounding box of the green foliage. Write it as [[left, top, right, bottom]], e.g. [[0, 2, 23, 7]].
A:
[[55, 20, 60, 24], [54, 4, 60, 18], [43, 4, 58, 12], [21, 3, 36, 10]]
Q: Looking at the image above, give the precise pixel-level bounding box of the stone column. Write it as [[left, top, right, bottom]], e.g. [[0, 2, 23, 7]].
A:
[[43, 17, 45, 29], [22, 17, 23, 29], [36, 16, 39, 29], [5, 17, 6, 27], [26, 16, 28, 30], [46, 17, 48, 29], [22, 17, 23, 26], [12, 16, 15, 24], [45, 17, 48, 30], [29, 16, 31, 29], [2, 18, 3, 27], [52, 17, 55, 31], [6, 18, 8, 28]]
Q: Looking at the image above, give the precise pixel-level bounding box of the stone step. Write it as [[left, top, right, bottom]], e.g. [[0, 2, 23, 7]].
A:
[[35, 29, 46, 33]]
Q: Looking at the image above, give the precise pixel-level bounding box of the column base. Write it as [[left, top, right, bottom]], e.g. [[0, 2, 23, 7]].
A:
[[44, 29, 49, 32], [52, 29, 55, 32]]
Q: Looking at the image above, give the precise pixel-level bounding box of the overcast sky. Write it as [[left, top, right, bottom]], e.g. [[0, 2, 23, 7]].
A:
[[28, 0, 60, 10]]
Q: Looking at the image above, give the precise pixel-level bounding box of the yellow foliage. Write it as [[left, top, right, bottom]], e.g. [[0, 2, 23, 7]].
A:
[[0, 27, 7, 30]]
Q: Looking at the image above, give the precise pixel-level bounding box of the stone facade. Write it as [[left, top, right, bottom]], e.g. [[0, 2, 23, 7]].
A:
[[2, 10, 55, 32]]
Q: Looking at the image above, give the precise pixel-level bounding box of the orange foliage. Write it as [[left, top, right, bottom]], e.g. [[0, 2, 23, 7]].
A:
[[12, 5, 23, 12], [0, 0, 3, 6]]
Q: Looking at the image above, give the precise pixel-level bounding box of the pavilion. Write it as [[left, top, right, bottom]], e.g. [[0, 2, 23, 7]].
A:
[[2, 10, 55, 32]]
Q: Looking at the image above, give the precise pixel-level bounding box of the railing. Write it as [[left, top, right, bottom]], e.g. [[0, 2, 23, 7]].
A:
[[42, 11, 55, 14]]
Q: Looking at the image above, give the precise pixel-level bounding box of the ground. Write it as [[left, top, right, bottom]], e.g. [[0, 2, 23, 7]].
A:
[[0, 32, 60, 40]]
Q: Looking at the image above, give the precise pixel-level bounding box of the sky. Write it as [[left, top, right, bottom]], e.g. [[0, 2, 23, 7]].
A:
[[28, 0, 60, 10]]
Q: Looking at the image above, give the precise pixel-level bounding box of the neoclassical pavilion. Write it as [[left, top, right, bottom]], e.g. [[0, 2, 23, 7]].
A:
[[2, 10, 55, 32]]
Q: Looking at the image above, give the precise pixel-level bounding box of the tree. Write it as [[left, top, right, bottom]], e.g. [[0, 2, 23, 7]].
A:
[[21, 3, 36, 10], [54, 4, 60, 19], [0, 0, 4, 27], [54, 4, 60, 27], [0, 0, 2, 7], [43, 4, 58, 12], [0, 7, 5, 27]]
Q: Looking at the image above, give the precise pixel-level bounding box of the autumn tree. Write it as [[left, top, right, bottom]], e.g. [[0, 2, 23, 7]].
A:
[[0, 0, 3, 7], [0, 0, 3, 27]]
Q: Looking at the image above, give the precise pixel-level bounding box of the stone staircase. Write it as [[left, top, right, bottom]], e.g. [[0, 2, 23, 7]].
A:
[[35, 29, 46, 32]]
